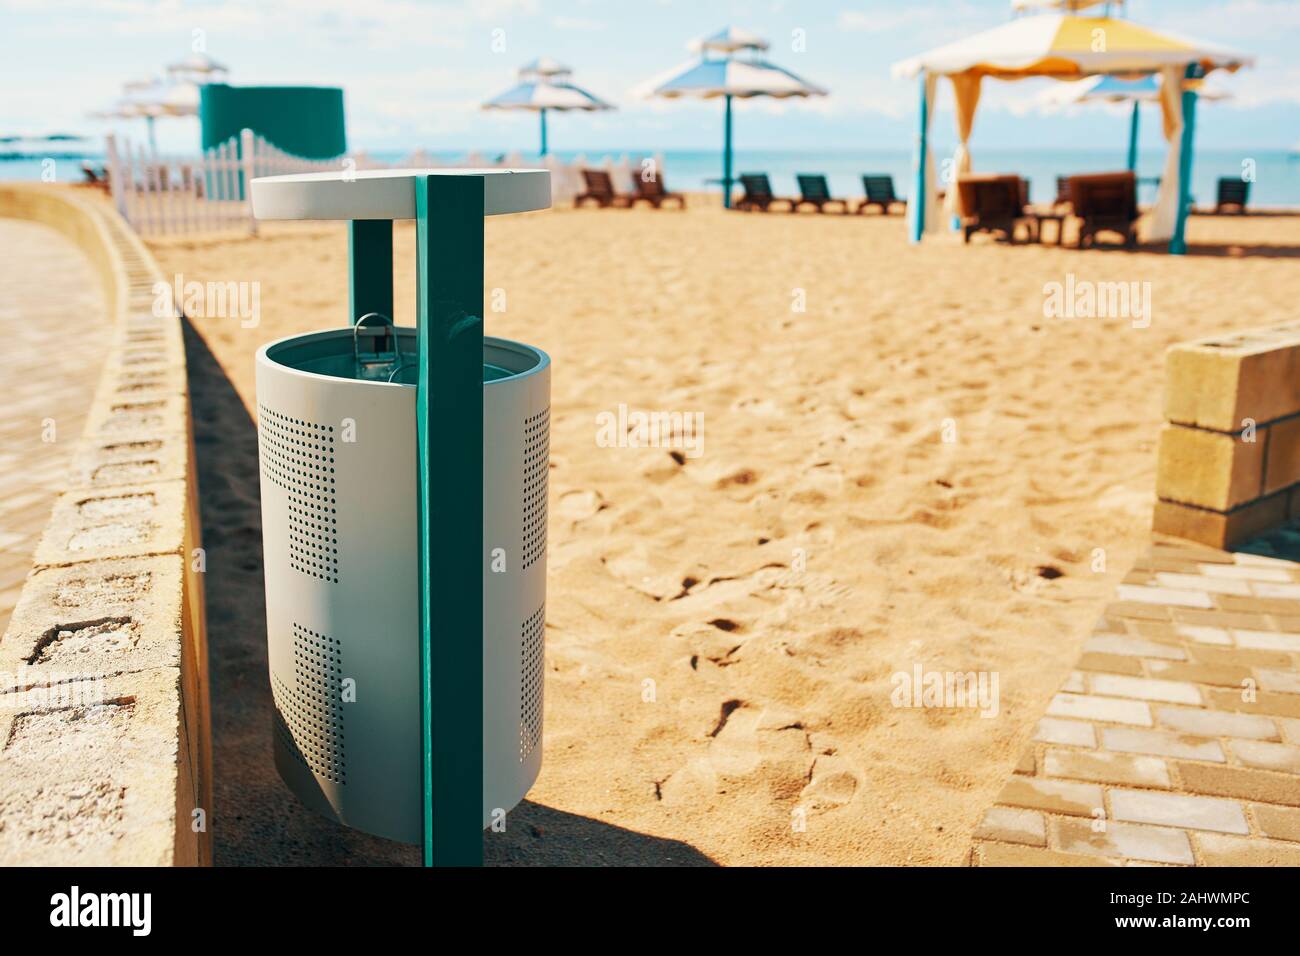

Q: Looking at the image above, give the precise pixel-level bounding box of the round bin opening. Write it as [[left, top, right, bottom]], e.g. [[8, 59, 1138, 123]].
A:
[[263, 327, 545, 386]]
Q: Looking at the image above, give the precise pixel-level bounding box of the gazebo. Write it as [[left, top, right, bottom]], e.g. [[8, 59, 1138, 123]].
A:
[[892, 10, 1252, 253]]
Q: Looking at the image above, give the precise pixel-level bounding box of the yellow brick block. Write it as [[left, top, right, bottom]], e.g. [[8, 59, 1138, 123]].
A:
[[1155, 423, 1264, 511], [1152, 493, 1288, 550], [1265, 415, 1300, 495], [1165, 328, 1300, 432]]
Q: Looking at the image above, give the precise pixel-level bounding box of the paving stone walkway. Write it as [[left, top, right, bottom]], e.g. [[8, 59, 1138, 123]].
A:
[[0, 219, 109, 634], [972, 532, 1300, 866]]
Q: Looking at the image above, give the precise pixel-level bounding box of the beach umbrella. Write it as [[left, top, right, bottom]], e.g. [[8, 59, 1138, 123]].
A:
[[637, 27, 827, 208], [1037, 73, 1230, 170], [90, 79, 198, 153], [165, 53, 229, 85], [482, 60, 613, 156], [892, 12, 1251, 253]]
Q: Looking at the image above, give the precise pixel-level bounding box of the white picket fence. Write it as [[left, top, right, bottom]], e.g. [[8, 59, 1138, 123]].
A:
[[106, 130, 664, 237]]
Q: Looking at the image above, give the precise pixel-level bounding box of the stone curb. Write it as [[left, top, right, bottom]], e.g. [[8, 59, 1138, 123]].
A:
[[0, 185, 211, 866]]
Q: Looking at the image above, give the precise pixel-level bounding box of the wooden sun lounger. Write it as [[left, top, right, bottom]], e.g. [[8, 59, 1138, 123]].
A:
[[1054, 175, 1072, 210], [793, 174, 850, 213], [575, 169, 632, 208], [1068, 171, 1138, 248], [735, 173, 795, 212], [957, 174, 1036, 244], [1215, 177, 1250, 214], [631, 171, 686, 209], [855, 175, 906, 215], [78, 163, 111, 193]]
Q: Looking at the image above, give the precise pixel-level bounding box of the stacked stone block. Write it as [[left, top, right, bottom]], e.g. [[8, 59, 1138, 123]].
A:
[[1155, 325, 1300, 548]]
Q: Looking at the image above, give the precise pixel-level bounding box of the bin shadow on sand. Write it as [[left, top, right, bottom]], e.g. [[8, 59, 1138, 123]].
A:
[[183, 317, 715, 867]]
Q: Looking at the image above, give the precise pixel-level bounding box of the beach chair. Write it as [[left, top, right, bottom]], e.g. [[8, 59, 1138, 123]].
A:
[[793, 174, 850, 213], [1054, 176, 1073, 210], [574, 169, 632, 208], [77, 163, 110, 193], [1215, 178, 1250, 214], [855, 175, 906, 215], [630, 171, 686, 209], [1068, 171, 1139, 248], [956, 174, 1036, 244], [735, 173, 795, 212]]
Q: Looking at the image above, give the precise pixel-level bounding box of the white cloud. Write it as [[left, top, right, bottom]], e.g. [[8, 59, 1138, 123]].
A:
[[551, 15, 605, 32]]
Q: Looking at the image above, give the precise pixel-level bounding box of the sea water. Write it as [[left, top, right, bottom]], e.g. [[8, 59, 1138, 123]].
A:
[[6, 147, 1297, 208]]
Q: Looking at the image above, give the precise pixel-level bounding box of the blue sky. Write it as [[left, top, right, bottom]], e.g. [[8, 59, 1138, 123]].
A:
[[1, 0, 1298, 154]]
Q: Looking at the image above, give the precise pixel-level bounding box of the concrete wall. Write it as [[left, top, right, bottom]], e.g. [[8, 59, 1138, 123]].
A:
[[0, 186, 211, 865], [1154, 324, 1300, 549]]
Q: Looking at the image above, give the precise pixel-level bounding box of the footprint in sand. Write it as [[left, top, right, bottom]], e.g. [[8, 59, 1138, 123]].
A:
[[683, 458, 760, 492], [709, 705, 808, 770], [672, 619, 749, 672], [793, 461, 844, 499], [556, 488, 602, 521], [799, 754, 860, 813], [732, 396, 782, 416]]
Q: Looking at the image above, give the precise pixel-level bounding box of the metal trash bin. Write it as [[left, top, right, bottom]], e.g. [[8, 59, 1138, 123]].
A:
[[250, 169, 553, 857], [256, 319, 549, 842]]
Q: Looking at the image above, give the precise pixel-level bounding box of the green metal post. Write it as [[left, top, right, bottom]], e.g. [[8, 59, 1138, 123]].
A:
[[722, 93, 733, 209], [414, 175, 485, 867], [539, 108, 548, 157], [1170, 66, 1200, 256], [909, 73, 928, 244], [1126, 99, 1140, 173], [347, 220, 393, 324]]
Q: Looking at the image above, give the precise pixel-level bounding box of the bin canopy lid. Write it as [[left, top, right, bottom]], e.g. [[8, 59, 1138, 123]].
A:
[[251, 168, 551, 221]]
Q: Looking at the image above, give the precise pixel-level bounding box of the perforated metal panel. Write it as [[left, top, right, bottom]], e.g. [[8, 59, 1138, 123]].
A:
[[271, 623, 346, 783], [519, 602, 544, 761], [522, 407, 549, 571], [257, 330, 549, 841], [258, 404, 339, 583]]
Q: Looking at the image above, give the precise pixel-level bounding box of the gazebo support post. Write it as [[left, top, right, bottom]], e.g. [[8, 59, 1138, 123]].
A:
[[1170, 65, 1201, 256], [414, 174, 485, 867], [1126, 99, 1140, 172], [722, 93, 733, 209], [909, 72, 928, 244], [347, 220, 393, 324], [539, 107, 548, 157]]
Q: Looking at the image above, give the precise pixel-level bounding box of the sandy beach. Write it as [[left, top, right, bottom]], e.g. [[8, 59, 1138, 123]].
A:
[[148, 204, 1300, 865]]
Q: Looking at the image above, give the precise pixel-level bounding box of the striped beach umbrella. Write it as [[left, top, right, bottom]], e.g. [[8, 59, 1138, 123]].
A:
[[1038, 73, 1230, 170], [90, 80, 198, 153], [637, 28, 827, 208], [166, 53, 229, 85], [482, 60, 613, 156]]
